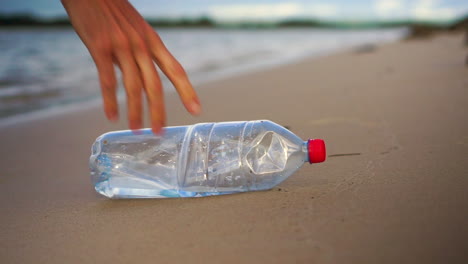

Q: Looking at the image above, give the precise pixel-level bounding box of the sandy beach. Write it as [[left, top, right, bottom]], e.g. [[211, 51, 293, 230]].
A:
[[1, 32, 467, 263]]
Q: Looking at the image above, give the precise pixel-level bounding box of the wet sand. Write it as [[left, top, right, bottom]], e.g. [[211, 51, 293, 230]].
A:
[[0, 33, 467, 264]]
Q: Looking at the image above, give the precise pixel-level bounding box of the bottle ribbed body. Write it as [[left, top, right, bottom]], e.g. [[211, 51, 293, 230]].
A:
[[90, 120, 307, 198]]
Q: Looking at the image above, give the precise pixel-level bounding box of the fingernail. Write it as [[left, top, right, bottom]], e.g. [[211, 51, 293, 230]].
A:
[[129, 120, 142, 131], [190, 102, 201, 115], [155, 120, 166, 133], [108, 113, 119, 122], [153, 128, 164, 136], [152, 125, 164, 135]]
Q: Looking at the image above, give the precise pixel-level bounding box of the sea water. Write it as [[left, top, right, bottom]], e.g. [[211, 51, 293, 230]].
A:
[[0, 28, 407, 120]]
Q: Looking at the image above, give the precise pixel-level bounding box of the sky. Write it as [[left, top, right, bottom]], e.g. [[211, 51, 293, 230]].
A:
[[1, 0, 467, 22]]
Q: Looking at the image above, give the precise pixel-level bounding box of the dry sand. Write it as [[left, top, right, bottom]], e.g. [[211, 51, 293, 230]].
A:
[[0, 33, 467, 264]]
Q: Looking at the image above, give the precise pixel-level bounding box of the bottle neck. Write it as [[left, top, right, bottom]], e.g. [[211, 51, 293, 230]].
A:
[[302, 141, 310, 163]]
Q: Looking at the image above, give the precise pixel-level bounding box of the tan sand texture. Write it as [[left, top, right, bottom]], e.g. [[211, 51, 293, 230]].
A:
[[0, 33, 467, 264]]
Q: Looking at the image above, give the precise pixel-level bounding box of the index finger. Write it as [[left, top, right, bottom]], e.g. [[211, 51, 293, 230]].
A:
[[143, 24, 201, 115]]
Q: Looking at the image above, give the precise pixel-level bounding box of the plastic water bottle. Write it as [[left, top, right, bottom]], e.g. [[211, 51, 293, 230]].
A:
[[90, 120, 326, 198]]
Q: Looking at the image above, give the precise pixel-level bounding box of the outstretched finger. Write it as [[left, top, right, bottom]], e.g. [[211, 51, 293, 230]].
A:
[[134, 46, 165, 134], [104, 1, 145, 131], [144, 25, 201, 115], [113, 46, 143, 131], [108, 1, 165, 133], [91, 51, 118, 121], [115, 0, 200, 116]]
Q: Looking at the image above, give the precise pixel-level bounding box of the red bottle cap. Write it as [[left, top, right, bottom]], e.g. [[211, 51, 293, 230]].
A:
[[308, 139, 326, 164]]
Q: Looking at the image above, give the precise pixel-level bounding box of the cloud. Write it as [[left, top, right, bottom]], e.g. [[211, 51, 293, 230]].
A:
[[375, 0, 404, 15], [411, 0, 459, 21], [413, 6, 456, 20], [306, 4, 339, 18], [208, 2, 338, 21], [208, 3, 301, 21], [372, 0, 464, 21]]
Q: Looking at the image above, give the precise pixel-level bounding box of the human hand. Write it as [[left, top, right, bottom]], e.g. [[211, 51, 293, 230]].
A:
[[61, 0, 201, 133]]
